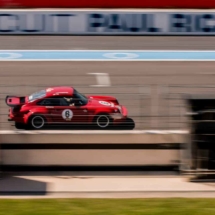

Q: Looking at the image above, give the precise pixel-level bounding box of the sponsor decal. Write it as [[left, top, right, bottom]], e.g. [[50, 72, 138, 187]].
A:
[[62, 109, 73, 121], [99, 101, 111, 106]]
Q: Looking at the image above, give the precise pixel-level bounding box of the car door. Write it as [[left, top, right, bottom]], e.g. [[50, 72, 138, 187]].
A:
[[38, 98, 63, 123], [52, 97, 89, 125], [36, 98, 58, 123], [68, 105, 89, 124]]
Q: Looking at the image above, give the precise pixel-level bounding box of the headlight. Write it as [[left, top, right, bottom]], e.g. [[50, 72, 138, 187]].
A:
[[116, 105, 122, 113], [114, 108, 120, 113], [110, 113, 123, 119]]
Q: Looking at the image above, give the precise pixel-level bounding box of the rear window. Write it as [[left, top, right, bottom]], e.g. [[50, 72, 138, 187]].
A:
[[29, 90, 46, 102]]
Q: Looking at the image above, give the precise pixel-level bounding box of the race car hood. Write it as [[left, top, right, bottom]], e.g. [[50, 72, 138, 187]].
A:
[[87, 95, 119, 105], [88, 99, 116, 109]]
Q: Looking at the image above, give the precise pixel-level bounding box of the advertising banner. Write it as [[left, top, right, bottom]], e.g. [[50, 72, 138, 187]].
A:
[[0, 10, 215, 35]]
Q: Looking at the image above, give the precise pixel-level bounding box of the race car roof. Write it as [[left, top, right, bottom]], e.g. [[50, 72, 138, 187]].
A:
[[45, 86, 74, 97]]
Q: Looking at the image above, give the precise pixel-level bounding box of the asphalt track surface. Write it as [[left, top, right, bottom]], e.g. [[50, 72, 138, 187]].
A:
[[1, 36, 215, 50], [1, 36, 215, 130]]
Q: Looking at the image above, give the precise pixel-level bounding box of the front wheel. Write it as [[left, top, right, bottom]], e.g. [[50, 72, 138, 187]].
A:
[[94, 114, 112, 129], [119, 118, 135, 130], [28, 115, 46, 130]]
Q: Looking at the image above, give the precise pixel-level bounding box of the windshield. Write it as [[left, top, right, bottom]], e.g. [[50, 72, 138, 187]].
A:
[[74, 89, 88, 105], [28, 90, 46, 102]]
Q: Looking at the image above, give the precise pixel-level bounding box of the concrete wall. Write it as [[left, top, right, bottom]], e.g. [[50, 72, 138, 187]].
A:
[[0, 131, 187, 168]]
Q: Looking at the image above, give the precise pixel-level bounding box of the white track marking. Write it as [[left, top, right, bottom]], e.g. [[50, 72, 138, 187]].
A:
[[1, 50, 215, 52], [88, 73, 111, 87], [103, 53, 139, 59], [1, 9, 215, 12], [0, 53, 22, 59], [1, 59, 215, 62]]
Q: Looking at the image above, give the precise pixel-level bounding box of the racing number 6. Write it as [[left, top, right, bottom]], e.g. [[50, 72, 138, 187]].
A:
[[65, 111, 70, 118]]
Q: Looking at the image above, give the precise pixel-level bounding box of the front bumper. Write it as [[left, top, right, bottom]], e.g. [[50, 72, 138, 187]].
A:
[[111, 105, 128, 124], [111, 113, 125, 120]]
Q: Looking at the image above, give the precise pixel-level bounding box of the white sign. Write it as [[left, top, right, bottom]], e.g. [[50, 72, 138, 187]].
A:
[[0, 10, 215, 35], [62, 109, 73, 121]]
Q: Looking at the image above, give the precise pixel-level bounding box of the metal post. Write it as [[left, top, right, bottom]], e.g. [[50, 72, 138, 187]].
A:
[[149, 85, 158, 130], [139, 85, 150, 130], [161, 85, 169, 130], [0, 121, 1, 177]]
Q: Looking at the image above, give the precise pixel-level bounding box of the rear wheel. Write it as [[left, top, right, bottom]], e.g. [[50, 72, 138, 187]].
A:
[[94, 114, 112, 129], [29, 115, 46, 130]]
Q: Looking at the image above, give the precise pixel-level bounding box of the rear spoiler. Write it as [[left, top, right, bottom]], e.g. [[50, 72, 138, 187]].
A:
[[5, 96, 25, 107]]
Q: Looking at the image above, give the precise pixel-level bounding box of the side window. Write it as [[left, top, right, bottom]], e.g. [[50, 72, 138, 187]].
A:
[[60, 98, 70, 106], [61, 97, 74, 106], [37, 99, 45, 106], [62, 97, 84, 106], [37, 99, 47, 106], [37, 98, 61, 106]]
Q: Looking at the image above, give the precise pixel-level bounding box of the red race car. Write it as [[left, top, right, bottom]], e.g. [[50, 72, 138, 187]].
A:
[[6, 86, 135, 130]]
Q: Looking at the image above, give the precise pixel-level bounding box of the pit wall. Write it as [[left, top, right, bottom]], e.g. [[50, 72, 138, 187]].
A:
[[0, 131, 187, 170]]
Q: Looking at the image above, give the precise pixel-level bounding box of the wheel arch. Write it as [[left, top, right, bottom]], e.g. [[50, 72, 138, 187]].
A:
[[93, 112, 111, 121], [27, 113, 48, 124]]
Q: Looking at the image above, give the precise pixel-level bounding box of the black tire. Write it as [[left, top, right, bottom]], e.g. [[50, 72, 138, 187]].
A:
[[120, 118, 135, 130], [94, 114, 112, 129], [15, 122, 26, 130], [28, 115, 46, 130]]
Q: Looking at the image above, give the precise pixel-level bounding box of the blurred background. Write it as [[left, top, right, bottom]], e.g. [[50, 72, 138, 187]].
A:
[[1, 0, 215, 205], [0, 0, 215, 130]]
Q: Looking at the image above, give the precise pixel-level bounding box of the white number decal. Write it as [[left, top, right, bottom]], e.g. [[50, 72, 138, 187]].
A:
[[88, 73, 111, 87], [62, 109, 73, 121]]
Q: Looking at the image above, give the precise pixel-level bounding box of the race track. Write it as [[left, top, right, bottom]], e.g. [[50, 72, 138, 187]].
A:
[[1, 36, 215, 50], [1, 36, 215, 130]]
